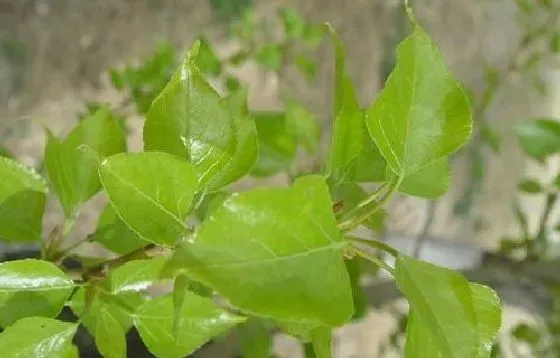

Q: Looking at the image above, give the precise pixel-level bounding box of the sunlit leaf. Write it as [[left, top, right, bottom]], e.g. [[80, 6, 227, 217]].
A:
[[144, 45, 257, 190], [0, 317, 76, 357], [96, 152, 198, 246], [167, 175, 353, 325], [366, 22, 471, 197], [0, 259, 74, 327]]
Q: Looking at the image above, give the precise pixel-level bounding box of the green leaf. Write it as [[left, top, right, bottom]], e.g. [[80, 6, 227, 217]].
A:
[[366, 24, 472, 193], [134, 293, 245, 358], [310, 326, 332, 358], [396, 255, 501, 358], [0, 317, 77, 357], [95, 306, 127, 358], [194, 191, 230, 221], [480, 123, 501, 152], [255, 44, 283, 72], [345, 257, 368, 320], [105, 258, 165, 295], [326, 25, 387, 186], [0, 145, 12, 158], [239, 318, 272, 358], [168, 175, 353, 325], [70, 288, 144, 335], [93, 203, 146, 254], [251, 112, 297, 177], [511, 323, 541, 346], [45, 107, 127, 216], [329, 183, 385, 230], [225, 75, 241, 92], [0, 156, 47, 242], [195, 37, 222, 77], [397, 158, 450, 199], [518, 179, 543, 194], [294, 53, 317, 80], [515, 119, 560, 160], [97, 152, 198, 246], [278, 7, 306, 39], [286, 101, 321, 154], [143, 46, 257, 190], [0, 259, 74, 327]]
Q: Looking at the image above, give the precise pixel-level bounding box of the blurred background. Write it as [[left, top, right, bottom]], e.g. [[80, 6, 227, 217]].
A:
[[2, 0, 560, 356]]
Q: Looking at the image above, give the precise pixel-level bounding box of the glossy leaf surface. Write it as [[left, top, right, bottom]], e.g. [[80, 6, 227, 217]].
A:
[[0, 259, 74, 327], [97, 152, 198, 246], [366, 23, 471, 194], [143, 44, 257, 190], [169, 175, 353, 325], [45, 107, 126, 216], [134, 293, 244, 358], [0, 317, 76, 357], [96, 306, 127, 358], [0, 157, 47, 242]]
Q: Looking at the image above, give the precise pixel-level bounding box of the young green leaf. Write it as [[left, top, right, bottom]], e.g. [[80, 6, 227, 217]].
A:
[[92, 203, 146, 254], [95, 306, 127, 358], [294, 53, 318, 80], [105, 258, 166, 295], [366, 22, 472, 195], [195, 37, 222, 77], [167, 175, 353, 326], [45, 107, 127, 216], [238, 318, 272, 358], [397, 158, 450, 199], [325, 25, 387, 186], [134, 293, 245, 358], [96, 152, 198, 246], [518, 179, 543, 194], [0, 156, 47, 242], [396, 255, 501, 358], [251, 112, 297, 177], [0, 259, 74, 327], [514, 119, 560, 160], [0, 317, 77, 357], [143, 45, 257, 190]]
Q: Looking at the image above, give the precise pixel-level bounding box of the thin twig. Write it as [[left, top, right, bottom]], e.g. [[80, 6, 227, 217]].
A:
[[349, 244, 395, 276], [347, 236, 399, 257]]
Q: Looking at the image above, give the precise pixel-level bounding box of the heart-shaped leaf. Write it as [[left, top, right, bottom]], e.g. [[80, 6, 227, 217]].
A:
[[96, 151, 198, 246], [366, 21, 471, 197], [0, 157, 47, 243], [0, 259, 74, 327], [168, 175, 353, 326]]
